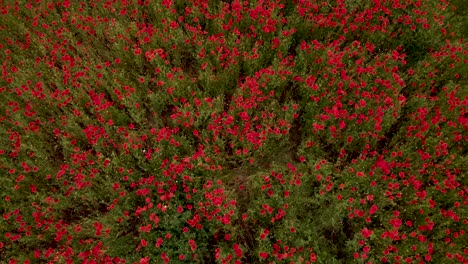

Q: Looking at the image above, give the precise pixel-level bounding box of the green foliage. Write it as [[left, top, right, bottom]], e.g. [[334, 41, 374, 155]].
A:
[[0, 0, 467, 263]]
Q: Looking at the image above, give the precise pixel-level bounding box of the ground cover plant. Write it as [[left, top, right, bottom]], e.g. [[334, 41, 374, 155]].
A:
[[0, 0, 467, 263]]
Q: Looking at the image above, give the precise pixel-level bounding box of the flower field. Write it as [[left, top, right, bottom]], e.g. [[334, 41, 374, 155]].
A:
[[1, 0, 467, 263]]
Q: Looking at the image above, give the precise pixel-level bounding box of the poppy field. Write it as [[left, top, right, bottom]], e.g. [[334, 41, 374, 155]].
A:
[[0, 0, 467, 263]]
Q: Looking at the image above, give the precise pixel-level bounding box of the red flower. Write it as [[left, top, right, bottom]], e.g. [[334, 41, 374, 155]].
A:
[[140, 239, 148, 247], [222, 214, 231, 225], [361, 228, 373, 239], [369, 204, 378, 215], [310, 253, 317, 262], [139, 257, 150, 264]]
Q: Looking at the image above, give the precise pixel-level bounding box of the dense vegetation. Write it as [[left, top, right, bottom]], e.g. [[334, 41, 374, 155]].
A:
[[1, 0, 467, 263]]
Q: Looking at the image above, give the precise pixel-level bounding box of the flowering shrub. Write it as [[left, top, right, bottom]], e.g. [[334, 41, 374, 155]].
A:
[[1, 0, 467, 263]]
